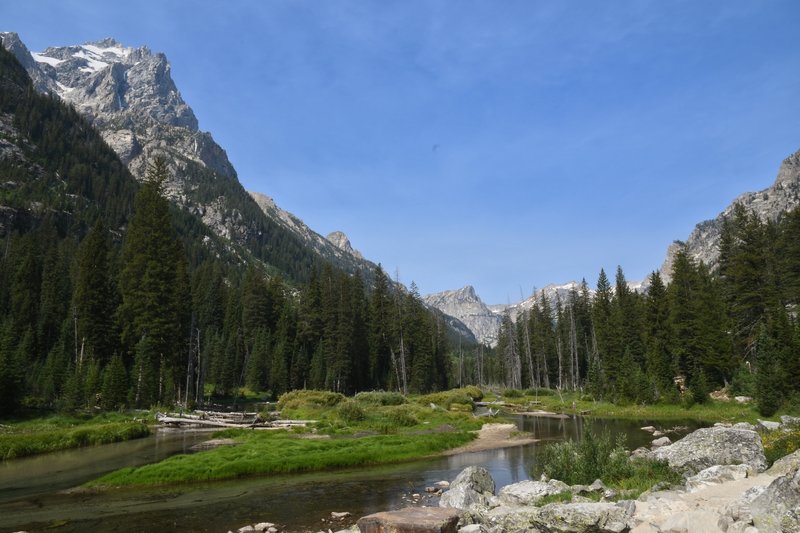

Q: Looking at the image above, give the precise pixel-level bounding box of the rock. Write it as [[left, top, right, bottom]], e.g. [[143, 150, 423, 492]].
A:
[[237, 527, 255, 533], [652, 430, 664, 438], [331, 511, 351, 519], [735, 396, 753, 404], [733, 422, 756, 431], [783, 506, 800, 532], [781, 416, 800, 429], [439, 467, 495, 511], [751, 466, 800, 532], [650, 436, 671, 448], [652, 426, 767, 475], [630, 447, 653, 460], [253, 523, 275, 532], [498, 479, 569, 506], [640, 426, 656, 433], [769, 449, 800, 476], [531, 502, 631, 532], [357, 507, 461, 533], [435, 481, 450, 489], [426, 487, 438, 493], [571, 479, 609, 496], [457, 525, 488, 533], [758, 419, 782, 432], [685, 464, 751, 493]]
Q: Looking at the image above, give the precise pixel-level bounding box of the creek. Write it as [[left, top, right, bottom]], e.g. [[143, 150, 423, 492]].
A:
[[0, 415, 702, 532]]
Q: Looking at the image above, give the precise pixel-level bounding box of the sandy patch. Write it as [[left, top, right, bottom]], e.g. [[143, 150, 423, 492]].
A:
[[443, 423, 537, 456]]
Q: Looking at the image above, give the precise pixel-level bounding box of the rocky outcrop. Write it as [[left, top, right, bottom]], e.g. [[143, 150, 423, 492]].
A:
[[661, 148, 800, 280], [652, 426, 767, 475], [496, 479, 569, 507], [750, 466, 800, 532]]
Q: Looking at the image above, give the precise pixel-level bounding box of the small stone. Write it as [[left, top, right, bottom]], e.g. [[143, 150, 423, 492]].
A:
[[238, 526, 255, 533], [652, 430, 664, 437], [735, 396, 753, 404], [651, 436, 671, 448], [426, 486, 438, 493], [253, 523, 275, 532], [757, 419, 781, 432], [435, 480, 450, 488], [331, 511, 351, 519], [267, 528, 277, 533], [640, 426, 656, 433]]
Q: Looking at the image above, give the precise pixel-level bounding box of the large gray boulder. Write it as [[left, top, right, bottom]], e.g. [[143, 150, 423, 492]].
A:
[[652, 427, 767, 475], [497, 479, 570, 506], [486, 502, 631, 532], [770, 449, 800, 477], [439, 467, 496, 511], [684, 464, 751, 493], [751, 466, 800, 532]]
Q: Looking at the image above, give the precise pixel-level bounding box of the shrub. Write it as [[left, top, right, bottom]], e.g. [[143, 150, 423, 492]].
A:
[[541, 430, 632, 485], [416, 389, 474, 410], [526, 387, 558, 397], [762, 428, 800, 465], [354, 391, 407, 406], [336, 401, 366, 423], [503, 388, 524, 398], [278, 390, 346, 410], [384, 405, 419, 427], [461, 385, 484, 401]]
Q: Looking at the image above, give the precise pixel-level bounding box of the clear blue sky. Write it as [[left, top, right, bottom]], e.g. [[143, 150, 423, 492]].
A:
[[4, 1, 800, 304]]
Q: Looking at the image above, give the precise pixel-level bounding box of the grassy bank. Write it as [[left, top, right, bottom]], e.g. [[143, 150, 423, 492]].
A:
[[0, 413, 151, 460], [88, 430, 474, 487], [489, 388, 771, 423]]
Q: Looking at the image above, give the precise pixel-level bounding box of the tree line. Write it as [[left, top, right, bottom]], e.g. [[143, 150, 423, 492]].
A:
[[489, 203, 800, 415]]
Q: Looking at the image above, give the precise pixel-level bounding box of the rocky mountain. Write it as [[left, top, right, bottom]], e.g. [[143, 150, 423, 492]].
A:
[[0, 32, 379, 282], [423, 286, 502, 347], [661, 148, 800, 281]]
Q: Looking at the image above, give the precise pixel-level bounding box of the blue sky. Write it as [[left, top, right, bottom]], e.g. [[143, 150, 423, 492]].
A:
[[3, 1, 800, 303]]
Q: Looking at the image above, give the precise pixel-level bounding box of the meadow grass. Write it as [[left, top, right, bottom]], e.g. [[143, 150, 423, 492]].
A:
[[0, 413, 150, 460], [485, 389, 767, 423], [87, 430, 475, 487]]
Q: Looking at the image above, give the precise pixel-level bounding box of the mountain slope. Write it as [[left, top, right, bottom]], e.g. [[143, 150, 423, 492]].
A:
[[423, 286, 501, 346], [0, 32, 379, 283], [661, 148, 800, 280]]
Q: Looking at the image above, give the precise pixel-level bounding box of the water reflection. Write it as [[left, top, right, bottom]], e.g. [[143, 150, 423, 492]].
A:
[[0, 415, 703, 532]]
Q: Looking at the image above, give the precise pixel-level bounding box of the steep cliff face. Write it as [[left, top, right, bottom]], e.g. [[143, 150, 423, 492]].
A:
[[423, 286, 502, 347], [1, 32, 378, 281], [661, 148, 800, 280]]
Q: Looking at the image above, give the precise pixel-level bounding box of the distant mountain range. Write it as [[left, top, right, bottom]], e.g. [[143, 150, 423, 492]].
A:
[[426, 149, 800, 346]]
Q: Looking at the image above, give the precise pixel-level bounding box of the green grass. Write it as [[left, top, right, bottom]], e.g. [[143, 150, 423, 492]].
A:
[[485, 389, 768, 423], [87, 430, 475, 487], [0, 413, 151, 460]]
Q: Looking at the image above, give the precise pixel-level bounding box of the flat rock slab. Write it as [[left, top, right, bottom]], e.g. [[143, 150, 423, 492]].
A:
[[357, 507, 460, 533]]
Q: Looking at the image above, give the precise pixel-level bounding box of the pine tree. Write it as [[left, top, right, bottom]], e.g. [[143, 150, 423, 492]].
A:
[[101, 354, 129, 410]]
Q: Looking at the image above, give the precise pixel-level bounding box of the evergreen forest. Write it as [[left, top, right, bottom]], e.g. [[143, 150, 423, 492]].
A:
[[0, 36, 799, 419]]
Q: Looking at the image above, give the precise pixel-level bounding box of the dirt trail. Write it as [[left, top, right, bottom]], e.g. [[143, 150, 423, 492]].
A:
[[631, 471, 777, 532]]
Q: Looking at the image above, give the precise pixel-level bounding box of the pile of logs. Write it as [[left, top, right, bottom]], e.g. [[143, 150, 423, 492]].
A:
[[156, 410, 315, 430]]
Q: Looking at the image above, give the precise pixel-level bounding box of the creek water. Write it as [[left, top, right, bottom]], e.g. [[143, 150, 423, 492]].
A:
[[0, 415, 702, 532]]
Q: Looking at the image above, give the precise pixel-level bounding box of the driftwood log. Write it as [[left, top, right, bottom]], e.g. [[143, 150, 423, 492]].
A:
[[156, 412, 315, 429]]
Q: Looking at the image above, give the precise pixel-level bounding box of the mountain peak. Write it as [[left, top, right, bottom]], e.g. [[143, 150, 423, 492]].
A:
[[326, 231, 363, 260]]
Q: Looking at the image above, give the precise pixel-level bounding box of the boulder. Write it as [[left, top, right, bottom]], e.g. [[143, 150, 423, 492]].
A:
[[498, 479, 569, 506], [439, 467, 495, 511], [457, 525, 488, 533], [751, 467, 800, 532], [652, 427, 767, 475], [483, 501, 631, 532], [253, 523, 275, 533], [758, 419, 781, 432], [650, 436, 671, 448], [684, 464, 751, 493], [781, 416, 800, 429], [769, 449, 800, 476], [357, 507, 460, 533], [733, 422, 757, 431]]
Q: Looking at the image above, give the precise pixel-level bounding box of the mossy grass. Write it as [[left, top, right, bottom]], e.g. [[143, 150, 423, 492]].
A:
[[0, 412, 151, 460], [86, 430, 475, 487]]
